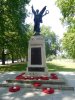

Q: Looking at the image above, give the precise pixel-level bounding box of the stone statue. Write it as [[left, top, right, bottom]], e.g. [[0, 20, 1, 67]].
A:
[[31, 6, 49, 35]]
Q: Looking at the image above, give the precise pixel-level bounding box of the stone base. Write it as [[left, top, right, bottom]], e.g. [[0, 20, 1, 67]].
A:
[[28, 67, 45, 72], [26, 35, 48, 76], [25, 69, 48, 76]]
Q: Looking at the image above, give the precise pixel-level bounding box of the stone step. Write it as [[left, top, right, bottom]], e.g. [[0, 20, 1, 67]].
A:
[[0, 83, 74, 91], [6, 79, 66, 85]]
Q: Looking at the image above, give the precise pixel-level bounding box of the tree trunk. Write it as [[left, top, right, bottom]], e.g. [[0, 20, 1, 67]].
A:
[[26, 56, 28, 62], [11, 53, 14, 63], [2, 49, 5, 65]]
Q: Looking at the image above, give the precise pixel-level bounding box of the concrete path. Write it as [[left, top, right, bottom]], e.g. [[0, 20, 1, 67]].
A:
[[0, 71, 75, 100]]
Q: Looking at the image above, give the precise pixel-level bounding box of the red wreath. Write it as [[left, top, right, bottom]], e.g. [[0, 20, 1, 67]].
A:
[[50, 73, 57, 76], [27, 76, 34, 80], [50, 73, 58, 79], [42, 88, 54, 94], [33, 82, 41, 87], [41, 76, 49, 80], [9, 86, 21, 92], [15, 73, 28, 80]]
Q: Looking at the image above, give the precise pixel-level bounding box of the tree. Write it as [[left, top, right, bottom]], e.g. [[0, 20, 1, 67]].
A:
[[56, 0, 75, 25], [63, 32, 75, 59], [56, 0, 75, 30], [0, 0, 30, 64], [41, 25, 59, 57], [56, 0, 75, 59]]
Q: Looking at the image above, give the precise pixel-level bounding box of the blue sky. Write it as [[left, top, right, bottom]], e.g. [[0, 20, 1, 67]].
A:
[[26, 0, 66, 38]]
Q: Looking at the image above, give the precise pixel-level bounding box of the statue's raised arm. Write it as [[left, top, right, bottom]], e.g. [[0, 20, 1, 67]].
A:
[[31, 5, 36, 15]]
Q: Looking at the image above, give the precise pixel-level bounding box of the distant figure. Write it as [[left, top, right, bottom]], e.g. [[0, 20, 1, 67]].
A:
[[32, 6, 49, 35]]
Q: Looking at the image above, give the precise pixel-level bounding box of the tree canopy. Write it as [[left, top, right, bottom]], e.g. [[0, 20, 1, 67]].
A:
[[41, 25, 59, 57], [0, 0, 30, 64], [63, 32, 75, 59], [56, 0, 75, 59]]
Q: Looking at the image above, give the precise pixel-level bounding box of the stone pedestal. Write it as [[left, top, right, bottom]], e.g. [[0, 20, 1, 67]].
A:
[[26, 35, 48, 76]]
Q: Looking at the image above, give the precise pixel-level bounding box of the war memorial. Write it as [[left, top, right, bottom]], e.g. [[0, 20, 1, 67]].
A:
[[0, 6, 74, 95]]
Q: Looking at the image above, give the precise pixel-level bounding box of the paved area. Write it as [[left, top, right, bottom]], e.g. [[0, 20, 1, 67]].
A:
[[0, 71, 75, 100]]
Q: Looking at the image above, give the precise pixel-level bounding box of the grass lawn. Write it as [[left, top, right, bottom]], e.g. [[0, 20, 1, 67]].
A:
[[47, 59, 75, 72], [0, 63, 27, 72], [0, 59, 75, 72]]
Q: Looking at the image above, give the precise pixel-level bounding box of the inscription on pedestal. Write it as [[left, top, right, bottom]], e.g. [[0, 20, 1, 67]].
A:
[[31, 47, 42, 65], [28, 67, 44, 72]]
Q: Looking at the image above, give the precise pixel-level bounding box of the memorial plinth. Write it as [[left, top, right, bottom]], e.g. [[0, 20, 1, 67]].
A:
[[26, 35, 48, 76]]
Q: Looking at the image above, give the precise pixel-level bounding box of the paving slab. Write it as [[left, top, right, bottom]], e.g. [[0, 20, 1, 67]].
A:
[[0, 71, 75, 100]]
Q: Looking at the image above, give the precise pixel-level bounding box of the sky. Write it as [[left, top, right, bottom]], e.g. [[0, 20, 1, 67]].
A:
[[26, 0, 66, 38]]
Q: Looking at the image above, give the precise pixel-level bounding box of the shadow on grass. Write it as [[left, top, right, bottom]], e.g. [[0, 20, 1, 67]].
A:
[[0, 63, 27, 72], [47, 63, 75, 72], [0, 63, 75, 72]]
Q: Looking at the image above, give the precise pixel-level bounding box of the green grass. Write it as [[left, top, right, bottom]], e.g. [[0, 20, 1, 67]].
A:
[[47, 59, 75, 69], [47, 63, 75, 72], [0, 63, 27, 72], [0, 61, 75, 72], [47, 59, 75, 72]]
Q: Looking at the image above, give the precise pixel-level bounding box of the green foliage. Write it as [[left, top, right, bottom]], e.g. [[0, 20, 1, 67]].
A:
[[56, 0, 75, 31], [41, 25, 59, 57], [56, 0, 75, 59], [63, 32, 75, 59], [0, 0, 30, 64], [26, 24, 34, 36], [56, 0, 75, 18]]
